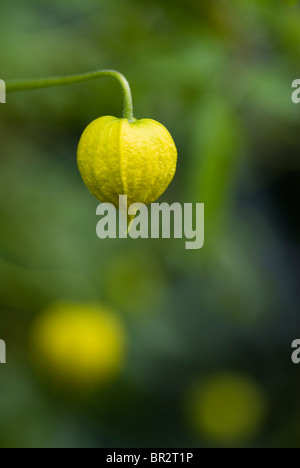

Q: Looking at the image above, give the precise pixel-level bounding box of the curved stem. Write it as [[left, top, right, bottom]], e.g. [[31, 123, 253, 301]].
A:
[[6, 69, 135, 122]]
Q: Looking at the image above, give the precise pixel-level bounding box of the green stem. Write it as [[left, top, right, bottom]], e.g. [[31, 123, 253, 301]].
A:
[[6, 69, 135, 122]]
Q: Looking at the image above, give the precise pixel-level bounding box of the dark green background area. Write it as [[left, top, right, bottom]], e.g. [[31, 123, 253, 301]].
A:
[[0, 0, 300, 448]]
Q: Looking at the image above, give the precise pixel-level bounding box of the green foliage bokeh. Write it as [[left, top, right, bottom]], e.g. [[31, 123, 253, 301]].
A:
[[0, 0, 299, 448]]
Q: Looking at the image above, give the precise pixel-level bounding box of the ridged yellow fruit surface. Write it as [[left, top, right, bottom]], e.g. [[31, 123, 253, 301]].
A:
[[77, 116, 177, 212]]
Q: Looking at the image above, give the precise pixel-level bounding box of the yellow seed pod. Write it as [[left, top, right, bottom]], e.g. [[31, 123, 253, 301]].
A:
[[77, 116, 177, 212], [30, 302, 126, 390]]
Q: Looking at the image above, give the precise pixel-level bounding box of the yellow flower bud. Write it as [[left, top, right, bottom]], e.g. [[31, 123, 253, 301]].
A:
[[77, 116, 177, 213]]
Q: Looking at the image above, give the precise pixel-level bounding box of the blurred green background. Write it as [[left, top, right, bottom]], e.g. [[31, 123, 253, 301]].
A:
[[0, 0, 300, 448]]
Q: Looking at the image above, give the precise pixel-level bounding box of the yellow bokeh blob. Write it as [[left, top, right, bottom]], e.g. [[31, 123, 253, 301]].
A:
[[189, 373, 266, 443], [30, 303, 126, 390]]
